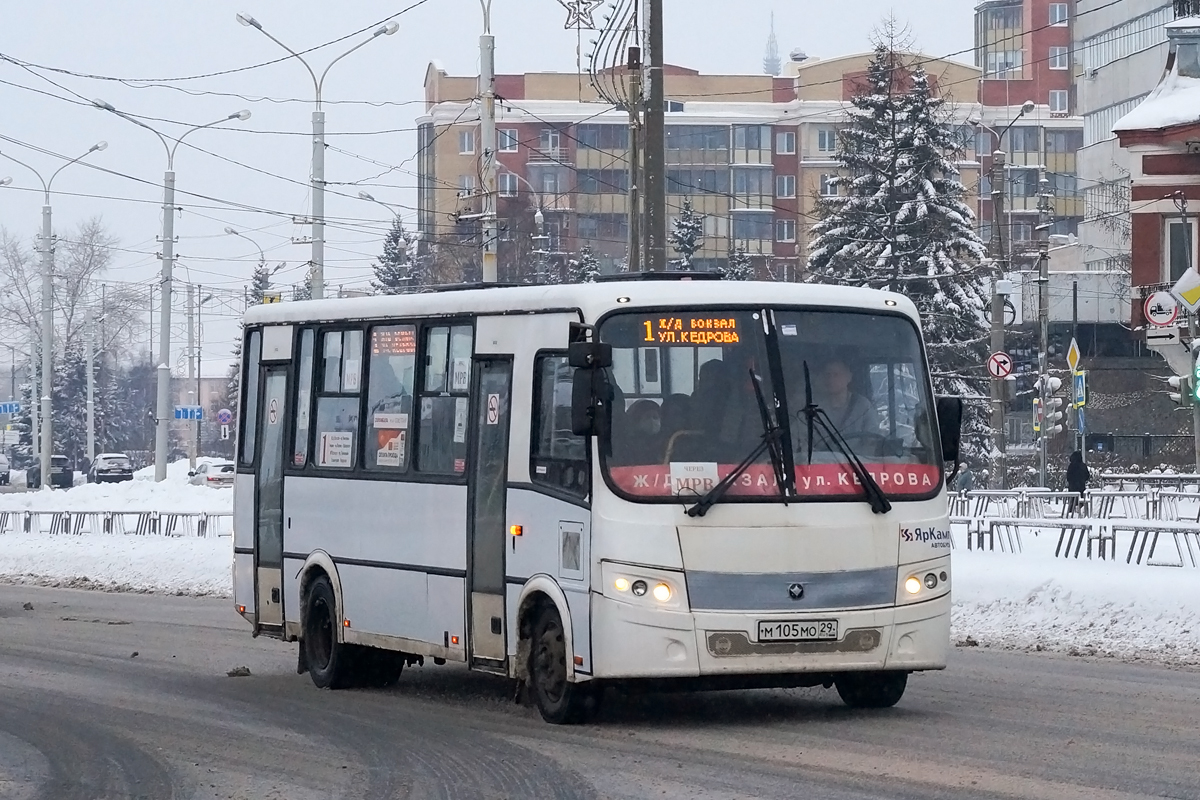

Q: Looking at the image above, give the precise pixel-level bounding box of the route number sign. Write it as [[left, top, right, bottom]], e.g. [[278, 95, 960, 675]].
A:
[[987, 351, 1014, 379]]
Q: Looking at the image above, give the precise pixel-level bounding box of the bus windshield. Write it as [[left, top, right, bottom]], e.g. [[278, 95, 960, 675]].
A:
[[599, 307, 941, 503]]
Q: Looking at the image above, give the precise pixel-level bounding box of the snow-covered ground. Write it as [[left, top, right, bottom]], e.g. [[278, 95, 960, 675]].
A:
[[0, 470, 1196, 665]]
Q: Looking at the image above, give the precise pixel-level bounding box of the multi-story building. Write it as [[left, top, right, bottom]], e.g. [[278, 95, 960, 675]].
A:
[[1075, 0, 1174, 272], [974, 0, 1085, 263], [418, 53, 981, 278]]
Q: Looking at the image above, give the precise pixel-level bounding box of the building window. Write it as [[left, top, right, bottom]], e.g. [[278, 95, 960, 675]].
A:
[[819, 174, 838, 197], [732, 211, 773, 240], [458, 129, 475, 155], [1167, 220, 1197, 283], [665, 126, 729, 151], [776, 218, 797, 242], [776, 131, 796, 155], [1049, 3, 1069, 25], [667, 168, 729, 195], [986, 6, 1022, 29], [733, 125, 770, 150], [577, 124, 629, 150], [459, 175, 476, 194], [733, 167, 773, 197], [986, 50, 1023, 77], [817, 128, 838, 153], [417, 325, 473, 476], [1049, 90, 1069, 114], [498, 129, 519, 152], [531, 355, 589, 498], [1049, 46, 1069, 70], [1006, 126, 1040, 153], [578, 169, 629, 194], [1045, 129, 1083, 153], [499, 172, 520, 197], [539, 128, 562, 154], [776, 174, 796, 198]]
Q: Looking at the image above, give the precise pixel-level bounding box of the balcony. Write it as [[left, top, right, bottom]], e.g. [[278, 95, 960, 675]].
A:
[[528, 147, 571, 164]]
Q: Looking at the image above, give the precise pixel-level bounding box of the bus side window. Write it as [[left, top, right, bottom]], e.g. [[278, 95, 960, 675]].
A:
[[531, 354, 589, 498], [239, 329, 261, 466], [417, 324, 473, 476], [292, 328, 315, 468], [313, 329, 362, 469], [366, 324, 417, 471]]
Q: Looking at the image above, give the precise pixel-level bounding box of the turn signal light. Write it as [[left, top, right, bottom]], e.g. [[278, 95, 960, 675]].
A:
[[904, 576, 922, 595], [237, 605, 246, 614], [343, 619, 351, 628], [510, 524, 523, 537], [451, 635, 460, 645]]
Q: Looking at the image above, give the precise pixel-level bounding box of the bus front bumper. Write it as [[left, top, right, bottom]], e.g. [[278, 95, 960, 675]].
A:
[[589, 593, 950, 680]]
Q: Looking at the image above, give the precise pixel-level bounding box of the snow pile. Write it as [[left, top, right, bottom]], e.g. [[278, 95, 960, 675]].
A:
[[0, 533, 230, 596], [0, 476, 232, 514], [132, 457, 226, 483]]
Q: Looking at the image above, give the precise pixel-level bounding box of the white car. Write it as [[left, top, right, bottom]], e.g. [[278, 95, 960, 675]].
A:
[[189, 461, 236, 487]]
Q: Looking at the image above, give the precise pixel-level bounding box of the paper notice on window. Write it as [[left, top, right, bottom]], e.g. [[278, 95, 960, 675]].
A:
[[453, 397, 469, 443], [780, 324, 798, 336], [373, 412, 409, 429], [343, 360, 361, 392], [376, 430, 405, 467], [669, 462, 719, 496], [451, 358, 471, 392], [318, 431, 354, 467]]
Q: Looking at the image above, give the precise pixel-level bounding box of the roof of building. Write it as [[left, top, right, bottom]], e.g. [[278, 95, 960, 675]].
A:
[[1115, 17, 1200, 132]]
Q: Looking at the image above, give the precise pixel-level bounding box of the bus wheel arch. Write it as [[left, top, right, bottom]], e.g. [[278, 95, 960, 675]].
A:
[[298, 552, 344, 644], [515, 577, 575, 685]]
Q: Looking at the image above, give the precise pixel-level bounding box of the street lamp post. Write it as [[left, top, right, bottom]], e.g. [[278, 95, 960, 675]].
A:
[[93, 100, 250, 482], [975, 99, 1035, 489], [358, 191, 413, 290], [224, 226, 265, 265], [235, 13, 398, 300], [0, 143, 107, 487]]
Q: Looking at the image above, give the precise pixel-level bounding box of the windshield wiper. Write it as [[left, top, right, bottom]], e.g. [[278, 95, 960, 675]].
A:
[[686, 370, 787, 518], [799, 361, 892, 515]]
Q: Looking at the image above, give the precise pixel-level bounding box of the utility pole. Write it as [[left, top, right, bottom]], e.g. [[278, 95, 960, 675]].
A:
[[479, 1, 498, 283], [988, 148, 1009, 489], [627, 45, 643, 273], [1037, 169, 1052, 487], [86, 308, 95, 463], [1177, 194, 1200, 473], [533, 209, 549, 284], [187, 284, 197, 470], [644, 0, 666, 272], [197, 285, 204, 461], [39, 200, 53, 488], [156, 169, 176, 481], [29, 327, 38, 466], [1073, 279, 1082, 459]]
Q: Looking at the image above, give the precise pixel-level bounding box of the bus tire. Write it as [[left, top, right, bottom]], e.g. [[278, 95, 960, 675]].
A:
[[528, 606, 598, 724], [303, 575, 355, 690], [358, 648, 404, 688], [834, 671, 908, 708]]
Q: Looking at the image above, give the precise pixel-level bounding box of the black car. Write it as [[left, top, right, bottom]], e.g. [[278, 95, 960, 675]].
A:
[[88, 453, 134, 484], [26, 455, 73, 489]]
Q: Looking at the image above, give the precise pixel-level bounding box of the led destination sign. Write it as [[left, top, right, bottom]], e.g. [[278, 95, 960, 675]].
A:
[[641, 315, 741, 346]]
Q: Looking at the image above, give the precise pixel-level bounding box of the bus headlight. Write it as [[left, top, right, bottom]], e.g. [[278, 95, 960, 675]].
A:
[[601, 562, 687, 609], [652, 583, 672, 602], [904, 576, 922, 595], [631, 580, 648, 596]]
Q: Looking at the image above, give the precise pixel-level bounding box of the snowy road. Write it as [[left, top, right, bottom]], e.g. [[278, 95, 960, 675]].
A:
[[0, 586, 1196, 799]]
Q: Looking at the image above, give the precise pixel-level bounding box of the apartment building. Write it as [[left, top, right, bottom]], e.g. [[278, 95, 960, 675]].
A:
[[418, 53, 981, 277], [974, 0, 1085, 260]]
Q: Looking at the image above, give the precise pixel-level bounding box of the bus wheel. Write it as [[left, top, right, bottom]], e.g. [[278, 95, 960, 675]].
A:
[[358, 648, 404, 688], [834, 671, 908, 708], [528, 607, 598, 724], [304, 575, 355, 690]]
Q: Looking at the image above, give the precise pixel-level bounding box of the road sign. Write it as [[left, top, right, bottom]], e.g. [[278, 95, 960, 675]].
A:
[[262, 291, 283, 304], [173, 405, 203, 421], [220, 424, 230, 441], [1066, 337, 1082, 372], [1074, 371, 1087, 408], [0, 401, 20, 415], [987, 351, 1014, 379], [1144, 291, 1180, 327], [1033, 397, 1043, 433], [1172, 268, 1200, 312], [1076, 407, 1085, 432], [216, 408, 233, 425]]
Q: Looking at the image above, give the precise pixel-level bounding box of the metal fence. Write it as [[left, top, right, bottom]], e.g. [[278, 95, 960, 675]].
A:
[[0, 510, 232, 538]]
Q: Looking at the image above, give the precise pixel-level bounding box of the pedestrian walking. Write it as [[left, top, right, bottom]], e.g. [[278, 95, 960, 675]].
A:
[[955, 465, 975, 493], [1066, 451, 1090, 514]]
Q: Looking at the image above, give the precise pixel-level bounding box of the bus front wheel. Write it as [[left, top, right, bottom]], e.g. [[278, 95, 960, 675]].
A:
[[303, 575, 355, 690], [834, 671, 908, 708], [528, 606, 598, 724]]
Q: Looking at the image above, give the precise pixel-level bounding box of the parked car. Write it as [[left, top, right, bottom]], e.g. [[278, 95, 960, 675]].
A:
[[88, 453, 134, 484], [189, 460, 235, 487], [26, 455, 72, 489], [0, 454, 9, 486]]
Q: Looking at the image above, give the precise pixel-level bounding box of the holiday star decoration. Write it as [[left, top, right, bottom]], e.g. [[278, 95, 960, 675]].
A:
[[555, 0, 603, 29]]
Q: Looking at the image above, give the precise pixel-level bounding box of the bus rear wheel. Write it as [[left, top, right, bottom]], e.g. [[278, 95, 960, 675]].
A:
[[303, 575, 356, 690], [834, 671, 908, 708], [528, 607, 598, 725]]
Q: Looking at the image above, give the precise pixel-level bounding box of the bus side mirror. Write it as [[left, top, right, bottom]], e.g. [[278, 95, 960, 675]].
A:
[[572, 364, 612, 437], [936, 396, 963, 464], [568, 341, 612, 369]]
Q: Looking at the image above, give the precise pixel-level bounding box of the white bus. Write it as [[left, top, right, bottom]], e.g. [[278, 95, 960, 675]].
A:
[[233, 276, 962, 724]]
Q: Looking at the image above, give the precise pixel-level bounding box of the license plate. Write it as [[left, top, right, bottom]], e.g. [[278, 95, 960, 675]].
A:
[[757, 619, 839, 642]]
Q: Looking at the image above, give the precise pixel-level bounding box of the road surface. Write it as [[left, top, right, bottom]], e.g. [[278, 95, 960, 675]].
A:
[[0, 584, 1196, 800]]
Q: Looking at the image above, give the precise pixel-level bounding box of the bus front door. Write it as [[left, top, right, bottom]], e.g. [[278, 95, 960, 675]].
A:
[[254, 366, 288, 633], [467, 358, 512, 666]]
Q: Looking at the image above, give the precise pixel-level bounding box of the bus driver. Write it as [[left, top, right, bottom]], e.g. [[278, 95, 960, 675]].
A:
[[793, 357, 881, 454]]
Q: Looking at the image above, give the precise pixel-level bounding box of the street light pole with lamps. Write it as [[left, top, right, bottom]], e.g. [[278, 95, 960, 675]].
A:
[[0, 143, 107, 487], [358, 191, 413, 290], [92, 101, 250, 482], [235, 13, 398, 300], [973, 99, 1035, 489]]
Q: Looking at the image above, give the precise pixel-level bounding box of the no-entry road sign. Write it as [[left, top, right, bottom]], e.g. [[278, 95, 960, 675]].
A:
[[987, 351, 1014, 379]]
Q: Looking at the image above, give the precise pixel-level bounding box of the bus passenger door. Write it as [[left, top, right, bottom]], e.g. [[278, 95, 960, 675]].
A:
[[467, 358, 512, 665], [254, 366, 288, 632]]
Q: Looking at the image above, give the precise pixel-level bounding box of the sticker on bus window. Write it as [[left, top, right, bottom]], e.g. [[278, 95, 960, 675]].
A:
[[453, 397, 469, 443], [373, 412, 409, 429], [669, 462, 719, 495], [377, 431, 405, 467], [780, 324, 798, 336], [296, 390, 310, 428], [451, 358, 471, 392], [343, 360, 361, 392], [454, 458, 466, 473], [318, 431, 354, 467]]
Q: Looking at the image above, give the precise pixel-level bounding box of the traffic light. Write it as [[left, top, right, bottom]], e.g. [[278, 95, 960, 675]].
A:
[[1193, 351, 1200, 404], [1168, 376, 1194, 407], [1037, 375, 1065, 436]]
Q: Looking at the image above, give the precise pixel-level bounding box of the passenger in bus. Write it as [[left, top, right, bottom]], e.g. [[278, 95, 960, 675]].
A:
[[617, 399, 663, 465]]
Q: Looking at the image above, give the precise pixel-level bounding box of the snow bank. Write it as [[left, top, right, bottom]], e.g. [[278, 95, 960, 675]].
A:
[[0, 532, 230, 596], [0, 460, 233, 514]]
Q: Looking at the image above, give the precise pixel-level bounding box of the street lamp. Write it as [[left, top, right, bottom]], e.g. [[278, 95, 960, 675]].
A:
[[92, 100, 250, 482], [971, 99, 1035, 489], [236, 12, 398, 300], [224, 226, 266, 265], [0, 141, 107, 488]]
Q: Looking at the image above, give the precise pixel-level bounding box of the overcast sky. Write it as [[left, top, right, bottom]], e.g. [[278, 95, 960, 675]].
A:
[[0, 0, 973, 372]]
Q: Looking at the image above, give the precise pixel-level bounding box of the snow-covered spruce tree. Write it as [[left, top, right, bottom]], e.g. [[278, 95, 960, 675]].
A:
[[250, 260, 277, 304], [668, 198, 705, 269], [372, 216, 411, 294], [723, 247, 756, 281], [804, 35, 991, 462], [565, 245, 601, 283]]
